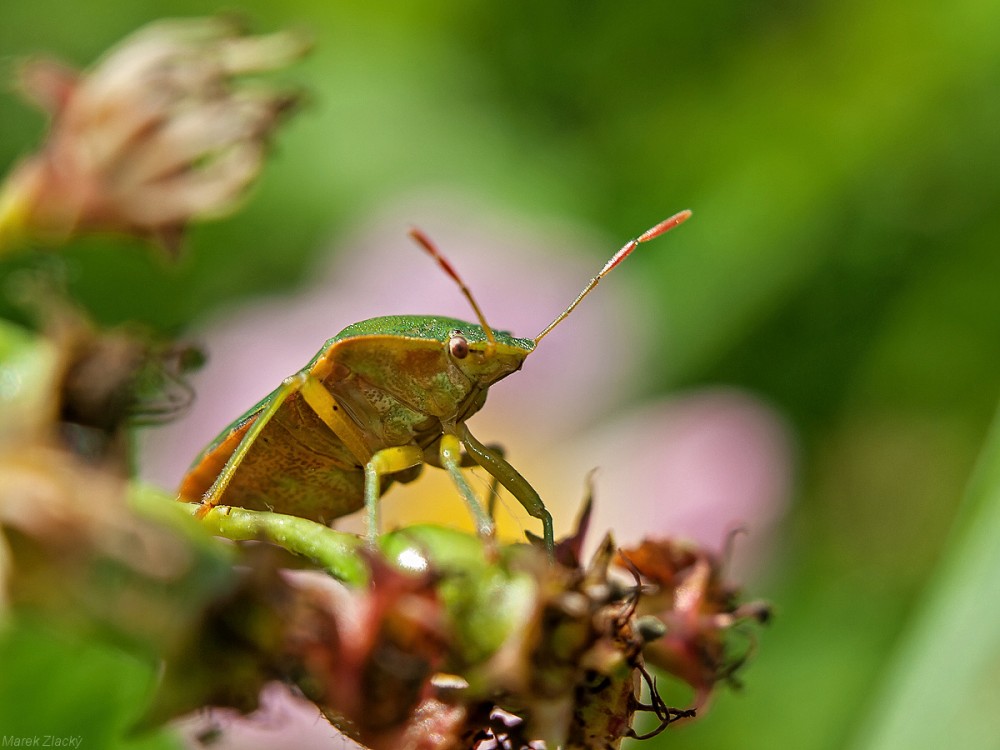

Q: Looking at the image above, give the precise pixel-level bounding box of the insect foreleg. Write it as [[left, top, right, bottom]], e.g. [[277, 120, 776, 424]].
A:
[[439, 433, 495, 538], [423, 439, 505, 519], [479, 446, 505, 520], [458, 424, 554, 552], [486, 472, 502, 520]]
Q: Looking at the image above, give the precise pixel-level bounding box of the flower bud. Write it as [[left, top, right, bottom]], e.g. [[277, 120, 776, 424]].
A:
[[0, 18, 309, 253]]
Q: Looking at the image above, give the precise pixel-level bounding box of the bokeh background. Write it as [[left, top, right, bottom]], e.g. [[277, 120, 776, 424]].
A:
[[2, 1, 999, 749]]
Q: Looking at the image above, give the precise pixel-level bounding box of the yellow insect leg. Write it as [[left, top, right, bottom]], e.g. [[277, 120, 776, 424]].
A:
[[364, 445, 424, 544]]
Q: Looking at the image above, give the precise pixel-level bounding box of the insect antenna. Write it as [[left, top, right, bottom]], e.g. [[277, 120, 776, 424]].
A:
[[533, 209, 692, 345], [408, 227, 497, 349]]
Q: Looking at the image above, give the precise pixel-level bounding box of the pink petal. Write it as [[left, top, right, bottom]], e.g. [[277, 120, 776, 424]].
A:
[[568, 389, 794, 571]]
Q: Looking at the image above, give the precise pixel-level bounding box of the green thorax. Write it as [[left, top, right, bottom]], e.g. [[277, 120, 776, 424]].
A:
[[309, 315, 535, 431], [329, 315, 534, 352], [316, 315, 535, 392]]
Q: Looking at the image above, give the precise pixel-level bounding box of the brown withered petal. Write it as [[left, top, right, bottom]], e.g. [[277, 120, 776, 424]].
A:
[[0, 17, 309, 252], [617, 538, 770, 707]]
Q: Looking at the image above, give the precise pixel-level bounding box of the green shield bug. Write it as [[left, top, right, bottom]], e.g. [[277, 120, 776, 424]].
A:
[[179, 210, 691, 550]]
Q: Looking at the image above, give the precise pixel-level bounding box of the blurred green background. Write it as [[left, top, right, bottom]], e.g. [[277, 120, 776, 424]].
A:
[[1, 1, 999, 748]]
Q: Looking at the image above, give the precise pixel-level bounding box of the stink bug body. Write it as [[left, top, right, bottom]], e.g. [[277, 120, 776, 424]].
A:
[[179, 211, 692, 550]]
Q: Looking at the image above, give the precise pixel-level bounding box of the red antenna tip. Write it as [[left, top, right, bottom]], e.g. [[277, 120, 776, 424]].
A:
[[599, 209, 692, 277], [637, 209, 692, 243], [534, 208, 692, 344]]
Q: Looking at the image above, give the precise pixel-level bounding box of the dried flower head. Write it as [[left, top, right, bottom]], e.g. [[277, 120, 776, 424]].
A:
[[617, 537, 772, 707], [0, 17, 309, 253]]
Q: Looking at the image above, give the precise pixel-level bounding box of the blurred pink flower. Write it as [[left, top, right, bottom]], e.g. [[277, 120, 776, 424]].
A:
[[0, 18, 308, 252], [174, 683, 364, 750], [565, 390, 792, 572]]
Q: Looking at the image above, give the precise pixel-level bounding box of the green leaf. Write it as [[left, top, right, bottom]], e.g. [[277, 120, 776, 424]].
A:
[[0, 617, 181, 749], [850, 405, 1000, 750]]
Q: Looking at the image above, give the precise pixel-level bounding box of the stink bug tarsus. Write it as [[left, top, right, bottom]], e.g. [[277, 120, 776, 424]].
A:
[[179, 210, 692, 550]]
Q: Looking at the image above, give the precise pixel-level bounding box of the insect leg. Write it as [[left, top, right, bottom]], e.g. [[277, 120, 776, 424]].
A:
[[439, 433, 495, 539], [458, 424, 554, 552], [423, 439, 506, 518], [486, 471, 502, 520], [478, 444, 505, 520], [364, 445, 424, 544]]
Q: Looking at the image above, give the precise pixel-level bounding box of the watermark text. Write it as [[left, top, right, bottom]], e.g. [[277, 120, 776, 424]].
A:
[[2, 737, 83, 748]]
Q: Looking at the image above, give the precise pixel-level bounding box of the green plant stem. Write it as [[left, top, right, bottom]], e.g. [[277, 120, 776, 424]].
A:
[[172, 501, 369, 586], [131, 484, 369, 584]]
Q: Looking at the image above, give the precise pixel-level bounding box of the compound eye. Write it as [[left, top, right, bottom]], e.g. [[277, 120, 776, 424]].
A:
[[448, 332, 470, 359]]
